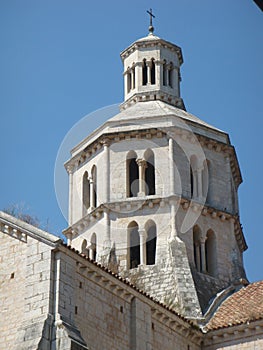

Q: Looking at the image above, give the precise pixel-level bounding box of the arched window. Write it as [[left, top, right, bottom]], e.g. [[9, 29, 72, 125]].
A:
[[91, 165, 97, 208], [145, 220, 156, 265], [142, 59, 147, 86], [127, 68, 131, 93], [81, 239, 89, 256], [193, 225, 201, 272], [203, 160, 211, 203], [127, 151, 139, 197], [150, 58, 155, 85], [82, 171, 90, 216], [144, 149, 155, 195], [190, 155, 198, 198], [168, 63, 173, 87], [163, 59, 167, 86], [205, 230, 217, 276], [90, 233, 97, 261], [132, 65, 135, 89], [128, 222, 140, 268]]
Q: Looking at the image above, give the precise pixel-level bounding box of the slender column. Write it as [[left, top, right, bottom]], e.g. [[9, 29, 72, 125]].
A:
[[124, 72, 128, 97], [103, 139, 110, 203], [195, 243, 201, 272], [197, 168, 203, 199], [147, 63, 151, 84], [66, 165, 74, 226], [164, 67, 168, 87], [89, 247, 95, 261], [136, 63, 142, 87], [169, 138, 175, 194], [131, 69, 135, 89], [193, 170, 198, 198], [89, 177, 95, 210], [137, 159, 147, 196], [155, 60, 161, 86], [139, 229, 147, 265], [170, 200, 178, 239], [200, 237, 206, 273], [104, 210, 111, 248]]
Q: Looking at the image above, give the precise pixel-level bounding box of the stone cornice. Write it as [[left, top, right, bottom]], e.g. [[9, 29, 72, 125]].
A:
[[63, 195, 247, 253], [0, 210, 61, 247], [64, 125, 241, 188], [120, 92, 185, 110], [57, 243, 203, 345], [203, 318, 263, 345], [120, 37, 183, 65]]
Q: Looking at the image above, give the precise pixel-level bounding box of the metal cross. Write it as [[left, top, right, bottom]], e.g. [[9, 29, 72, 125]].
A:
[[147, 8, 155, 34], [147, 8, 155, 27]]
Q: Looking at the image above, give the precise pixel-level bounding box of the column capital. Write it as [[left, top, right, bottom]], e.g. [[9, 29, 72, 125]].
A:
[[136, 158, 147, 168], [138, 228, 146, 237], [101, 138, 110, 148]]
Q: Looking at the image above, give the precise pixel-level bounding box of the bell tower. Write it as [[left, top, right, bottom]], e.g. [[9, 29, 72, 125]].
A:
[[120, 11, 185, 111], [64, 16, 248, 319]]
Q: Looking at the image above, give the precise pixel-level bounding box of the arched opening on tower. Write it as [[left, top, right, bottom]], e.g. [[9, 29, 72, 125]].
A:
[[127, 151, 139, 197], [145, 220, 157, 265], [82, 171, 90, 216], [81, 239, 89, 257], [144, 149, 155, 195], [168, 62, 173, 87], [142, 59, 147, 86], [163, 59, 167, 86], [202, 159, 211, 204], [90, 233, 97, 261], [190, 155, 198, 198], [150, 58, 156, 85], [193, 225, 202, 272], [91, 165, 97, 208], [205, 229, 217, 276], [132, 65, 135, 89], [128, 221, 140, 269], [127, 68, 131, 93]]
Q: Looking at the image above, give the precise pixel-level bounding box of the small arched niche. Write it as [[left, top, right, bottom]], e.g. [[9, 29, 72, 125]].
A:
[[145, 220, 157, 265], [142, 59, 147, 86], [190, 155, 198, 198], [205, 229, 217, 276], [127, 151, 139, 198], [81, 239, 89, 257], [193, 225, 201, 272], [128, 221, 140, 269], [90, 233, 97, 261], [144, 149, 155, 196], [91, 165, 97, 208], [82, 171, 90, 216], [150, 58, 156, 85]]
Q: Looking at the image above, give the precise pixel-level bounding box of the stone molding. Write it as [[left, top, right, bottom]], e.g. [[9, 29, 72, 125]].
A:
[[63, 195, 247, 253], [0, 211, 61, 247], [120, 37, 183, 65], [203, 318, 263, 346], [64, 125, 242, 188]]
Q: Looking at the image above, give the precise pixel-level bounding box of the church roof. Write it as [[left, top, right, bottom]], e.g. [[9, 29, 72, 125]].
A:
[[205, 281, 263, 331], [109, 101, 229, 143], [110, 100, 221, 131]]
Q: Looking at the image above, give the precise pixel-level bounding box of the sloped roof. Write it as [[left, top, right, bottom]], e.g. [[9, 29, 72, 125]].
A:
[[110, 100, 223, 132], [205, 281, 263, 331]]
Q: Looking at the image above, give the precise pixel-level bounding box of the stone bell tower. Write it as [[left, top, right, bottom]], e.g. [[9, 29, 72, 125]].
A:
[[64, 19, 247, 319]]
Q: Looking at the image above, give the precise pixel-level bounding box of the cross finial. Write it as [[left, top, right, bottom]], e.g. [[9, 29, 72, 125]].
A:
[[147, 8, 155, 34]]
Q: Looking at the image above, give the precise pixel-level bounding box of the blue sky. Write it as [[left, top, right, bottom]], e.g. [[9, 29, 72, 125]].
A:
[[0, 1, 262, 282]]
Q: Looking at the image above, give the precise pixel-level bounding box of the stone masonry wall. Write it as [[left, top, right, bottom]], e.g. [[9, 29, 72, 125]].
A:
[[56, 246, 202, 350], [0, 231, 55, 350]]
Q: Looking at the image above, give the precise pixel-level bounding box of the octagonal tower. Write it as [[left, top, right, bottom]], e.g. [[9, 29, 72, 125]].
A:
[[64, 28, 247, 318]]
